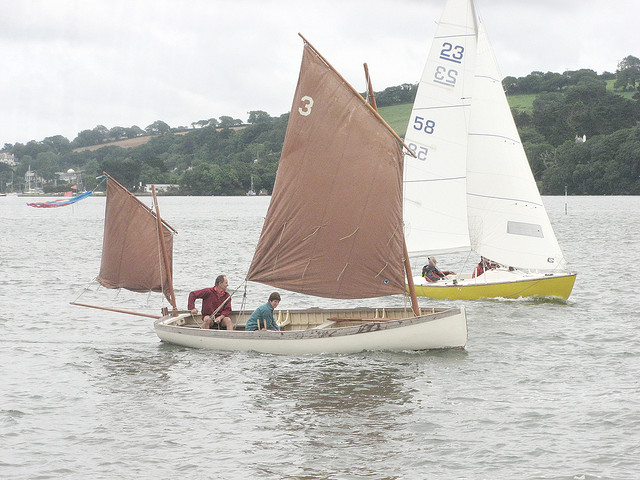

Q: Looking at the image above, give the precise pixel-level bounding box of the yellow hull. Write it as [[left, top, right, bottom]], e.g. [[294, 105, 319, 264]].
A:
[[410, 273, 576, 301]]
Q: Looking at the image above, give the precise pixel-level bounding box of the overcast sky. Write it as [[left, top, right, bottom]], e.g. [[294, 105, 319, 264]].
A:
[[1, 0, 639, 146]]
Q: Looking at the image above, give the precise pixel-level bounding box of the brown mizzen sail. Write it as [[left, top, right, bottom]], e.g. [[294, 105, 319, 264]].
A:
[[247, 40, 407, 300], [97, 175, 176, 306]]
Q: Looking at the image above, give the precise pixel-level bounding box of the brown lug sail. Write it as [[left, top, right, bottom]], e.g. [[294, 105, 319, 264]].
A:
[[247, 42, 406, 299], [97, 176, 175, 303]]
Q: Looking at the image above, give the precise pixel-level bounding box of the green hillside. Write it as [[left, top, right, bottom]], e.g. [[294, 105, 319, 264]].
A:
[[378, 95, 536, 137], [605, 79, 636, 99], [3, 67, 639, 196], [379, 81, 636, 137], [378, 104, 411, 137]]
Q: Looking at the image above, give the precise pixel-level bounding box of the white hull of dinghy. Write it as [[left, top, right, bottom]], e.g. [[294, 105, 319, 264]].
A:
[[154, 306, 467, 354]]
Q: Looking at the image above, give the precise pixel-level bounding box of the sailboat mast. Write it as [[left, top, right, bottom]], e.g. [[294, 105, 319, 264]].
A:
[[403, 241, 420, 316], [151, 185, 177, 310], [363, 63, 378, 110], [362, 63, 420, 317]]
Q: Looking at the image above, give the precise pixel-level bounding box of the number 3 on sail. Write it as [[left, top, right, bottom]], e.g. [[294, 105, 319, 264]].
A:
[[298, 96, 313, 116]]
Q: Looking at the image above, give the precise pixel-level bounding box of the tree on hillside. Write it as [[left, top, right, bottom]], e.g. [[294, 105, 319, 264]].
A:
[[73, 129, 97, 147], [502, 76, 518, 94], [503, 69, 598, 95], [35, 151, 59, 182], [42, 135, 71, 154], [73, 125, 110, 147], [102, 156, 141, 190], [145, 120, 171, 135], [125, 125, 145, 138], [191, 118, 219, 129], [565, 79, 639, 137], [373, 84, 416, 107], [218, 116, 242, 128], [564, 69, 598, 85], [539, 71, 567, 92], [518, 71, 544, 94], [615, 55, 640, 91], [109, 126, 127, 140], [531, 78, 640, 146], [532, 93, 570, 146], [247, 110, 271, 124]]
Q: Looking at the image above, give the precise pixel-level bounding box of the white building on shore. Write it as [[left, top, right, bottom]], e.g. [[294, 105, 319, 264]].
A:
[[0, 153, 16, 166], [143, 183, 179, 193]]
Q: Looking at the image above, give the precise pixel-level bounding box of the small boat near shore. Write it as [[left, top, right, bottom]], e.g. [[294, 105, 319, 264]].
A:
[[26, 190, 93, 208]]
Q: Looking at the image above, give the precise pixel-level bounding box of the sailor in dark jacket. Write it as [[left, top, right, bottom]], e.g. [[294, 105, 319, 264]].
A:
[[421, 257, 455, 282]]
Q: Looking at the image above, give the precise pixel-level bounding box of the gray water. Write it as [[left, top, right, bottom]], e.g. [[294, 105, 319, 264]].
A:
[[1, 195, 639, 479]]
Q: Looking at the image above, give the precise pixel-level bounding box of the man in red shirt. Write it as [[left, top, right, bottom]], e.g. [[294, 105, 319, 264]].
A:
[[188, 275, 233, 330]]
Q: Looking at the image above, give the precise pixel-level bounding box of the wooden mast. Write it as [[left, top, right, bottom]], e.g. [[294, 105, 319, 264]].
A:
[[363, 63, 378, 110], [151, 185, 177, 310], [362, 63, 420, 317]]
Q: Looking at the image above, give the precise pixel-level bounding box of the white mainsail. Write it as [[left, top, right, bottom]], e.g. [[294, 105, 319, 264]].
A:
[[403, 0, 477, 255], [466, 21, 567, 271], [404, 0, 568, 273]]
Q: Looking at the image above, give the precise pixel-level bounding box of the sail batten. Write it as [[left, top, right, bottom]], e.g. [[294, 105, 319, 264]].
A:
[[97, 177, 175, 302], [247, 43, 407, 299]]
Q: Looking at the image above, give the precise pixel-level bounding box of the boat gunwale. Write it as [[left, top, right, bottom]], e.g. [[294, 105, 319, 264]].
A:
[[154, 306, 463, 341], [413, 272, 577, 289]]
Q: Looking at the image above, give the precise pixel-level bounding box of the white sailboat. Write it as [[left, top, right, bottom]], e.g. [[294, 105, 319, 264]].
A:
[[75, 37, 468, 354], [403, 0, 576, 300]]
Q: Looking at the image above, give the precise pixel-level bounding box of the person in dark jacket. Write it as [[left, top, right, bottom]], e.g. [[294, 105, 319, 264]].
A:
[[472, 257, 501, 278], [473, 257, 487, 278], [188, 275, 233, 330], [421, 257, 455, 282]]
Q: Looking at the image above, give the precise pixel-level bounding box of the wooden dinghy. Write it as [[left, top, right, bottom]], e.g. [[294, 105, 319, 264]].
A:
[[74, 36, 468, 354], [155, 306, 467, 354]]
